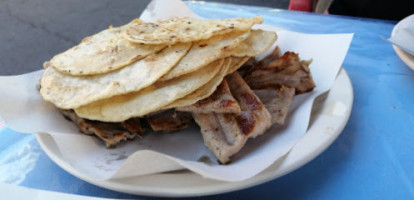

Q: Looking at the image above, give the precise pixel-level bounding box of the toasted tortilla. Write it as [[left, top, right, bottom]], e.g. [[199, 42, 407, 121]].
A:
[[74, 59, 225, 122], [226, 56, 250, 74], [159, 31, 250, 81], [163, 57, 232, 109], [224, 29, 277, 57], [160, 29, 275, 81], [124, 16, 263, 45], [167, 55, 250, 111], [50, 20, 165, 75], [40, 43, 191, 109]]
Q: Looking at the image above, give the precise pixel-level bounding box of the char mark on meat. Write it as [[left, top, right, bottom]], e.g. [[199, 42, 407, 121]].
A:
[[60, 109, 145, 148], [193, 72, 271, 164], [226, 72, 271, 138], [146, 109, 194, 132], [244, 50, 315, 94]]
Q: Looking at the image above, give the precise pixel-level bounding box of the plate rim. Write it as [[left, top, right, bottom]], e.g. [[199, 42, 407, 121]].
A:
[[36, 68, 353, 197]]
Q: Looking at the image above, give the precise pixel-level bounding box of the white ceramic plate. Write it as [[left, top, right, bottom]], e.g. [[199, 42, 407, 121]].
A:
[[391, 14, 414, 70], [36, 68, 353, 197]]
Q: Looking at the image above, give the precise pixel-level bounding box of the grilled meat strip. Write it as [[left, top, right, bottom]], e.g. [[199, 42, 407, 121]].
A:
[[146, 109, 194, 132], [177, 79, 241, 113], [60, 109, 145, 147], [193, 72, 271, 164], [238, 46, 281, 77], [254, 86, 295, 125], [226, 72, 272, 138], [244, 51, 315, 94]]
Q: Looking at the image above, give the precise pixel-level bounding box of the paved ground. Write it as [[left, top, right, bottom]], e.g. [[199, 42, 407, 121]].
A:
[[0, 0, 289, 75]]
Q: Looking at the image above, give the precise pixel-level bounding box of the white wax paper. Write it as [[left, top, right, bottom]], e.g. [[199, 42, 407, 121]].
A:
[[0, 0, 353, 181]]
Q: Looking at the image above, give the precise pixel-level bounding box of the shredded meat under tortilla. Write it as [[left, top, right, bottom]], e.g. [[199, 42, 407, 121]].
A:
[[60, 109, 145, 148], [244, 51, 316, 94], [146, 109, 194, 132]]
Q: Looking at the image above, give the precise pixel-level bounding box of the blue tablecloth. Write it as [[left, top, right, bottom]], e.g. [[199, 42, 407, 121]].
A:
[[1, 2, 413, 199]]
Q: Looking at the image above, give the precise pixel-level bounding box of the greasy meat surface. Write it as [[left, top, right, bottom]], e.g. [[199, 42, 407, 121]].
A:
[[254, 86, 295, 125], [193, 113, 240, 164], [146, 109, 194, 132], [244, 51, 315, 94], [193, 72, 271, 164], [60, 109, 144, 147], [226, 72, 272, 138], [122, 118, 147, 135], [177, 80, 241, 113]]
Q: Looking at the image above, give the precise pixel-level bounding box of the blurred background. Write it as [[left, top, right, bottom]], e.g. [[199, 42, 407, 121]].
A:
[[0, 0, 411, 75], [1, 0, 290, 75]]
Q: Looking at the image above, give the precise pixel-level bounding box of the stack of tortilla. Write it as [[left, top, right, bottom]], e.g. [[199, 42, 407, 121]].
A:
[[40, 16, 277, 122]]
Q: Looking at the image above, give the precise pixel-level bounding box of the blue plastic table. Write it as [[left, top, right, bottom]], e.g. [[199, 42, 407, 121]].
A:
[[1, 1, 413, 199]]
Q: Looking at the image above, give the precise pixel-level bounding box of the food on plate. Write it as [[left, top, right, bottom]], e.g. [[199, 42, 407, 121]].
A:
[[223, 29, 277, 57], [163, 57, 232, 110], [59, 109, 145, 147], [193, 72, 272, 163], [41, 43, 191, 109], [39, 16, 315, 163], [124, 16, 263, 45], [159, 29, 276, 81], [157, 30, 249, 81], [146, 109, 194, 132], [49, 19, 166, 76], [176, 79, 241, 114], [74, 58, 224, 122], [244, 47, 316, 94], [254, 86, 295, 125]]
